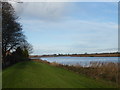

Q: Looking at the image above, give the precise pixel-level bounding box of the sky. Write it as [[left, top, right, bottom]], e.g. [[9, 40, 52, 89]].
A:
[[12, 2, 118, 55]]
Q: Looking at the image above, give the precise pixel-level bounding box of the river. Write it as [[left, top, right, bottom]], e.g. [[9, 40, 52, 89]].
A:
[[38, 56, 119, 66]]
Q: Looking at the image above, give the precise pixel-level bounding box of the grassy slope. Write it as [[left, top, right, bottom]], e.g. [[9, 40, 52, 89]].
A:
[[2, 61, 116, 88]]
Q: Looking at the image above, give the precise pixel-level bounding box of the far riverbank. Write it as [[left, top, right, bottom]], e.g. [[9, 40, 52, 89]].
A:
[[30, 53, 120, 58]]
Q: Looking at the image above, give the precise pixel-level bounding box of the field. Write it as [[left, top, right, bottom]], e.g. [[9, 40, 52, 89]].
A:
[[2, 61, 117, 88]]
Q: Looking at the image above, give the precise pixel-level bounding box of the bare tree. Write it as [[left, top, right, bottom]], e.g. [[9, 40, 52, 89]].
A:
[[2, 2, 25, 58], [20, 41, 33, 54]]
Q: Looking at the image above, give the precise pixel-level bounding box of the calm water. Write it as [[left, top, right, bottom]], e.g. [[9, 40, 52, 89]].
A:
[[38, 56, 119, 66]]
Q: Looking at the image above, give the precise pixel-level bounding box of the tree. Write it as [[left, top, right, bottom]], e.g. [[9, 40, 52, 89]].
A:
[[2, 2, 33, 68], [10, 47, 24, 64], [2, 2, 26, 59], [22, 48, 29, 58], [15, 47, 23, 56], [20, 41, 33, 54]]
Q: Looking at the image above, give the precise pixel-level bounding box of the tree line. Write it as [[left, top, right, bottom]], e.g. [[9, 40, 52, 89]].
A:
[[2, 2, 33, 68]]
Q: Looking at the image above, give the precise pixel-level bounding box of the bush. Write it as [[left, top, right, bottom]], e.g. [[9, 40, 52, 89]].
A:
[[2, 47, 30, 69]]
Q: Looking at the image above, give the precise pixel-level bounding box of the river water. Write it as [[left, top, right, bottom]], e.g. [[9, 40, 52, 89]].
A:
[[38, 56, 119, 66]]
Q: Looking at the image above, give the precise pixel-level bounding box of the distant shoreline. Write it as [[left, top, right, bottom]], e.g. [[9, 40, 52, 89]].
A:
[[30, 53, 120, 58]]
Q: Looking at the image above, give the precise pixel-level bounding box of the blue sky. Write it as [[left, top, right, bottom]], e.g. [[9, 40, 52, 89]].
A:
[[13, 2, 118, 55]]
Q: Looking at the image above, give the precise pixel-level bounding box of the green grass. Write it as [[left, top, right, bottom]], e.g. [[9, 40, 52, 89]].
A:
[[2, 61, 117, 88]]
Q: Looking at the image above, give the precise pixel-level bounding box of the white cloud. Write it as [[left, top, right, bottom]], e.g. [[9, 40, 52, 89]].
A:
[[21, 18, 118, 33], [32, 44, 118, 55], [10, 2, 118, 55], [25, 19, 118, 55], [12, 2, 71, 21]]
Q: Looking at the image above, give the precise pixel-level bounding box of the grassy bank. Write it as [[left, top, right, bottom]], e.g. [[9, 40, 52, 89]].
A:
[[32, 59, 120, 85], [3, 61, 117, 88]]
